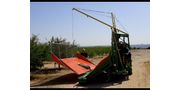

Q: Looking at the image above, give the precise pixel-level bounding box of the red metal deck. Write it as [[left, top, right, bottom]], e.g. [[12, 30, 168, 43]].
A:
[[51, 53, 96, 75]]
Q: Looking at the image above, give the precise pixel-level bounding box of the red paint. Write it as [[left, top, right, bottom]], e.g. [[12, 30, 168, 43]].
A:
[[51, 53, 96, 75]]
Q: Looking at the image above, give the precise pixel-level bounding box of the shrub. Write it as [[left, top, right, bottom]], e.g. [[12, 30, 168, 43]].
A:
[[30, 35, 49, 71]]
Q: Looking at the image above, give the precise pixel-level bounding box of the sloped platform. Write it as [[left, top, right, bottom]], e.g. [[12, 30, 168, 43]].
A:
[[50, 53, 96, 75]]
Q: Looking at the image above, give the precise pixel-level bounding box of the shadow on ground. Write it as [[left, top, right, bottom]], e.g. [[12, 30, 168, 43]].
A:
[[33, 72, 130, 88], [76, 76, 129, 88], [37, 73, 79, 86]]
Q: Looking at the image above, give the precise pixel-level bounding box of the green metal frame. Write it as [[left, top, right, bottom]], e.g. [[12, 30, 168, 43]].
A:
[[72, 8, 132, 84]]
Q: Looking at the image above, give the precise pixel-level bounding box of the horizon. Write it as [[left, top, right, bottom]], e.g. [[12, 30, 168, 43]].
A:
[[80, 44, 150, 47]]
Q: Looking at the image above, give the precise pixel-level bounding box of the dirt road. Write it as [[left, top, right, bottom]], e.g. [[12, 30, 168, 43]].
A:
[[31, 49, 150, 88]]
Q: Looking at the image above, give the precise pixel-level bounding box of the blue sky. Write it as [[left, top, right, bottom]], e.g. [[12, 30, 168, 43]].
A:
[[31, 2, 149, 46]]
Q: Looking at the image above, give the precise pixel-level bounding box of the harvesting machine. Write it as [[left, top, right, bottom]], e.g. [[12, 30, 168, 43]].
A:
[[50, 8, 132, 84]]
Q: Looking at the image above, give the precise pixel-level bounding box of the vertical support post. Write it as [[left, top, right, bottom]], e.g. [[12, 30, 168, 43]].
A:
[[111, 13, 115, 66], [111, 13, 116, 33], [127, 35, 130, 49], [58, 44, 61, 69], [111, 13, 125, 71], [111, 13, 119, 71]]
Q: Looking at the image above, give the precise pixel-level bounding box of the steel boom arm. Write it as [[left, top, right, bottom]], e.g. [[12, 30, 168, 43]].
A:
[[72, 8, 128, 35]]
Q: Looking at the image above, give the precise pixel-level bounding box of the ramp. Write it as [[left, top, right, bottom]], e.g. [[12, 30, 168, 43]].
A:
[[50, 52, 96, 75]]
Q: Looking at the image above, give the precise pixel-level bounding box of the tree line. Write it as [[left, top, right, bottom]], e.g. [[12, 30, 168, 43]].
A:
[[30, 34, 78, 71]]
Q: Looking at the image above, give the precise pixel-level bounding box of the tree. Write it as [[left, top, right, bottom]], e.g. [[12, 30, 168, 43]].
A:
[[30, 35, 78, 71], [30, 34, 49, 71], [48, 36, 78, 69], [48, 36, 78, 58]]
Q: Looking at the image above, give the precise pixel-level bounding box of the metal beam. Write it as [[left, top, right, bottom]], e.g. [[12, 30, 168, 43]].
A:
[[72, 8, 128, 35]]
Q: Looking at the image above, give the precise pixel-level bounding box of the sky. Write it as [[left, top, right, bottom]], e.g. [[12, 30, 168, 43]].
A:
[[30, 2, 150, 46]]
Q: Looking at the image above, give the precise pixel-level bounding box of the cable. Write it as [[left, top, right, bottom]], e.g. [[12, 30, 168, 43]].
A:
[[80, 8, 112, 18], [78, 8, 111, 14], [72, 9, 74, 44], [115, 16, 129, 33], [77, 8, 112, 20], [92, 13, 111, 18]]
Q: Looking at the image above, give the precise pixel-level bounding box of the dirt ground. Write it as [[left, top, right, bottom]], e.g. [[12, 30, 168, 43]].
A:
[[30, 49, 150, 88]]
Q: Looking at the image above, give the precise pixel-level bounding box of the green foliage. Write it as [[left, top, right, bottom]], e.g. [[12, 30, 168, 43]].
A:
[[30, 35, 78, 71], [77, 46, 111, 58], [30, 35, 49, 71], [30, 34, 110, 71], [48, 37, 78, 58]]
